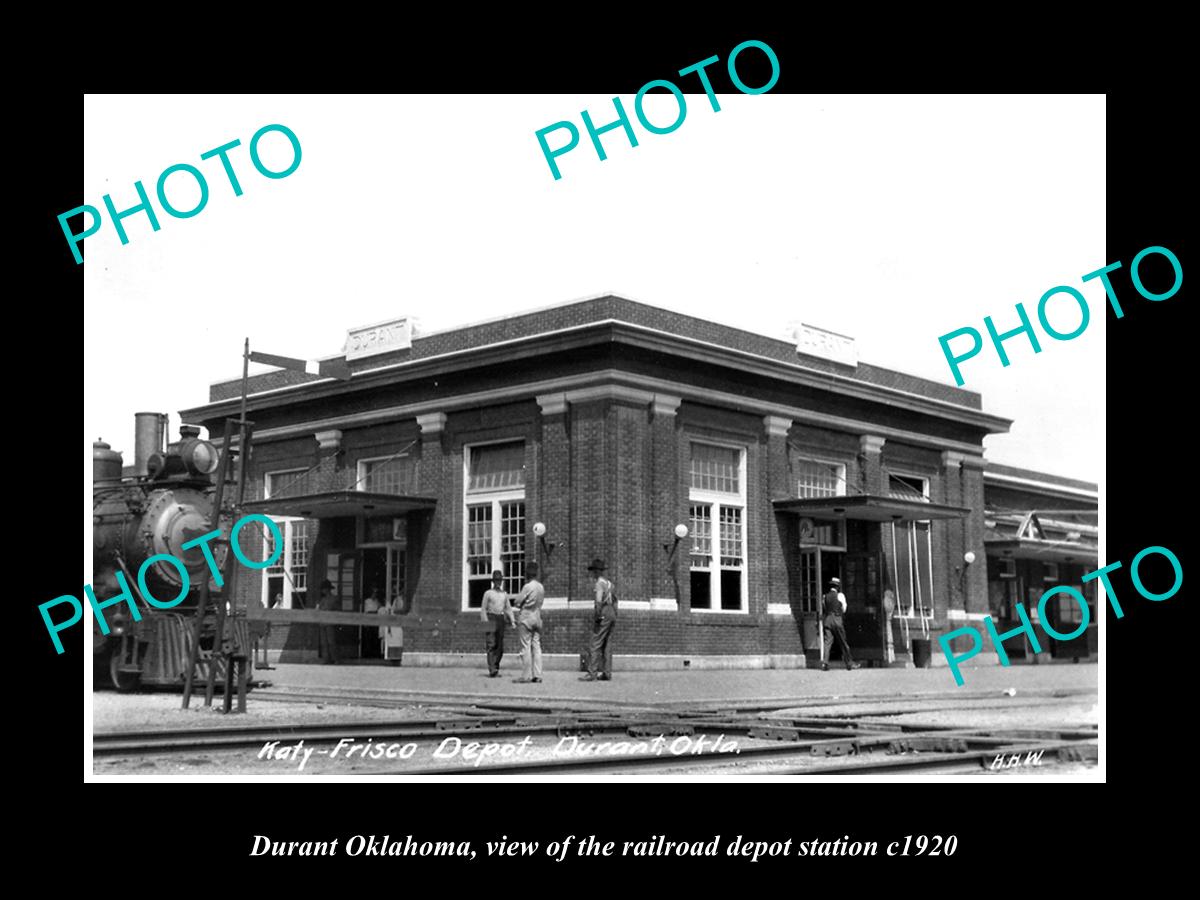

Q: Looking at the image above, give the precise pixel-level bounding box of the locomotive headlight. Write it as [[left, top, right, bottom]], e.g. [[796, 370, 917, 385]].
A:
[[182, 439, 219, 475]]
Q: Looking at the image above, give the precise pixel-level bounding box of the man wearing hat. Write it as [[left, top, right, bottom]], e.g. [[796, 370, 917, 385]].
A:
[[317, 579, 340, 665], [511, 562, 545, 683], [821, 577, 858, 671], [582, 559, 617, 681], [480, 569, 515, 677]]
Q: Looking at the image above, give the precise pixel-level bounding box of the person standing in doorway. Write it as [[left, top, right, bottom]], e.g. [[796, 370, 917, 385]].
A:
[[480, 569, 515, 677], [512, 563, 544, 684], [581, 559, 617, 682], [821, 576, 858, 671], [317, 579, 340, 665], [362, 586, 383, 659]]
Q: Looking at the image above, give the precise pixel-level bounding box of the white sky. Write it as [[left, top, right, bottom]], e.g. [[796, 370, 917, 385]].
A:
[[83, 94, 1104, 482]]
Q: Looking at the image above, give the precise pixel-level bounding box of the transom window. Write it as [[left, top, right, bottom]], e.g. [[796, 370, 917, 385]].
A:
[[888, 473, 929, 502], [795, 459, 846, 498], [357, 453, 416, 495], [464, 441, 527, 608], [690, 442, 740, 494], [689, 442, 747, 612], [468, 441, 526, 492]]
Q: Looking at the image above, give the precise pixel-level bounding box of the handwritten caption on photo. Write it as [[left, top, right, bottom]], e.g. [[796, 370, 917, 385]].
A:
[[258, 733, 740, 771]]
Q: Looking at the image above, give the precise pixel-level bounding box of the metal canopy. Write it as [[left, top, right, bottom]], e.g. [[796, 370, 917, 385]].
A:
[[241, 490, 436, 519], [985, 537, 1098, 564], [772, 495, 971, 522]]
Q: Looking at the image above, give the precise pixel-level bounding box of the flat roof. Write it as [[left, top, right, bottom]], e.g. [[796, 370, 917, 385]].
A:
[[202, 294, 987, 412]]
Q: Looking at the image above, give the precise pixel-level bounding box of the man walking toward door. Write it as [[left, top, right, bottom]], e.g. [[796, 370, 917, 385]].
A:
[[821, 576, 858, 671]]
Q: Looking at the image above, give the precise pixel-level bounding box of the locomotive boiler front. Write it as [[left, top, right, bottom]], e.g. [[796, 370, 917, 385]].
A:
[[92, 419, 230, 689], [92, 431, 223, 609]]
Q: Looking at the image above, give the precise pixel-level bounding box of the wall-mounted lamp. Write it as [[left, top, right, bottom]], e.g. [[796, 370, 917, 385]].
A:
[[957, 550, 977, 594], [664, 523, 689, 562], [533, 521, 560, 557]]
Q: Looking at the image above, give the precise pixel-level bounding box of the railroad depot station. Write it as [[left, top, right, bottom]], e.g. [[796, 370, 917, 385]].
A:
[[180, 295, 1098, 670]]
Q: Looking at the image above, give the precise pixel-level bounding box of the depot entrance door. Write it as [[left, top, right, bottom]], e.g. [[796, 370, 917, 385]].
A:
[[357, 542, 406, 659], [797, 520, 885, 665], [799, 547, 844, 661], [841, 550, 885, 664]]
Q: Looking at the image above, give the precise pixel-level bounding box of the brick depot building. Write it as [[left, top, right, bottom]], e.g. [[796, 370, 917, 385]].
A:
[[180, 294, 1096, 669]]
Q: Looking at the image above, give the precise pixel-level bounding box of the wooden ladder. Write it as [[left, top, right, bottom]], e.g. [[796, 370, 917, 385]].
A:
[[181, 414, 255, 712]]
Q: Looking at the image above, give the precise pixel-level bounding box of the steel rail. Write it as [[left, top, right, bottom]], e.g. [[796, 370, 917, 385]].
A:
[[391, 738, 1098, 777]]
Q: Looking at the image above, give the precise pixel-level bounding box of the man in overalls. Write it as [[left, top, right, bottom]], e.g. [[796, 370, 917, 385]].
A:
[[582, 558, 617, 681], [821, 576, 858, 671]]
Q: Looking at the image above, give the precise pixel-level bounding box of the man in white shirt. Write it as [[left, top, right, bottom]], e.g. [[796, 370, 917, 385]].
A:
[[511, 563, 545, 684], [821, 576, 858, 671], [480, 570, 514, 677]]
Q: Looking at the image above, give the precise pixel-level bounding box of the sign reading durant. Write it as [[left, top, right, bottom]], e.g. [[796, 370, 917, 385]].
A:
[[345, 317, 413, 360], [792, 323, 858, 368]]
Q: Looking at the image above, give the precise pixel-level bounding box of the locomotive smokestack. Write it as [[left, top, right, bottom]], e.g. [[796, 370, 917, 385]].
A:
[[133, 412, 168, 477]]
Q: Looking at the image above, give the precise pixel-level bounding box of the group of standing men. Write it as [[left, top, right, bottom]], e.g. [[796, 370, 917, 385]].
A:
[[480, 558, 618, 683], [317, 563, 857, 675]]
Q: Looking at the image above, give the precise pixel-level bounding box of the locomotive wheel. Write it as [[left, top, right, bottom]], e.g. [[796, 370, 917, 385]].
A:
[[110, 652, 141, 692]]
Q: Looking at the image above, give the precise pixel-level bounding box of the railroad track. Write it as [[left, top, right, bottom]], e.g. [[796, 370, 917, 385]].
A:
[[245, 684, 1096, 716], [395, 736, 1098, 776], [94, 690, 1098, 781]]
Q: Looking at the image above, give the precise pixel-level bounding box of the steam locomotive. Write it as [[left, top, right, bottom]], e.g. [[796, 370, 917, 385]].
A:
[[92, 413, 255, 691]]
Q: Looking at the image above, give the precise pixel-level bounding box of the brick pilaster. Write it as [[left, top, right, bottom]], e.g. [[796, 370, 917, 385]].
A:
[[651, 395, 682, 602], [413, 412, 450, 612], [536, 393, 570, 596], [859, 434, 886, 494], [960, 454, 988, 615], [763, 415, 793, 610]]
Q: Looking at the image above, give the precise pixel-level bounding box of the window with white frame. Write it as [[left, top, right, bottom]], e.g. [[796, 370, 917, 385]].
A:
[[262, 469, 315, 609], [464, 440, 526, 608], [357, 452, 416, 495], [689, 442, 747, 612], [795, 458, 846, 498]]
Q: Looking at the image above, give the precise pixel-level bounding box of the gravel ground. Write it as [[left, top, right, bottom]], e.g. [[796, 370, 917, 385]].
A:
[[93, 692, 452, 733], [764, 698, 1098, 730]]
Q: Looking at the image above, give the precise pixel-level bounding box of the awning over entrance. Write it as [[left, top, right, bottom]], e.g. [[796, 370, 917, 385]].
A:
[[241, 491, 437, 519], [985, 537, 1098, 565], [772, 495, 970, 522]]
